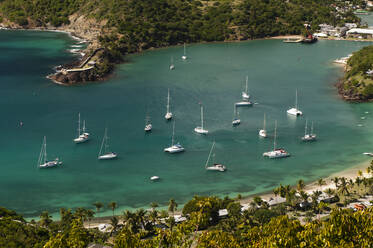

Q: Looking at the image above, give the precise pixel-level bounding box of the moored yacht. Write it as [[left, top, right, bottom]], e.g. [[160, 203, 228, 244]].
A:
[[205, 141, 226, 172], [263, 121, 290, 159], [73, 113, 90, 143], [242, 76, 250, 100], [301, 120, 317, 141], [38, 136, 62, 168], [165, 89, 173, 120], [259, 113, 267, 138], [169, 56, 175, 70], [164, 120, 185, 153], [287, 89, 303, 116], [194, 104, 208, 134], [232, 105, 241, 126], [98, 128, 117, 160], [181, 43, 187, 60], [145, 115, 152, 132]]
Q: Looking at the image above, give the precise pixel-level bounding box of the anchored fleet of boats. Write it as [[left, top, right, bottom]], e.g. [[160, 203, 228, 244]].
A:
[[38, 45, 319, 177]]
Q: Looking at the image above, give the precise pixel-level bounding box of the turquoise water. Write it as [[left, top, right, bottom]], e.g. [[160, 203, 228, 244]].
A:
[[1, 30, 373, 218]]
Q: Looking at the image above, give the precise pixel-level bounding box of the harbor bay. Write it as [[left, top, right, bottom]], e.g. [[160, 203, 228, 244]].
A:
[[1, 30, 373, 218]]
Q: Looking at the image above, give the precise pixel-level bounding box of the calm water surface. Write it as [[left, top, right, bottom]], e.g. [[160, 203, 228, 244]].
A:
[[1, 30, 373, 218]]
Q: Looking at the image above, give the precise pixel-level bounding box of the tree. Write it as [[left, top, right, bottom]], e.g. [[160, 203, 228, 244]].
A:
[[108, 201, 117, 216], [39, 211, 53, 228], [317, 178, 326, 188], [93, 202, 104, 218], [337, 177, 350, 196], [168, 198, 178, 216], [297, 179, 305, 191], [150, 202, 159, 211]]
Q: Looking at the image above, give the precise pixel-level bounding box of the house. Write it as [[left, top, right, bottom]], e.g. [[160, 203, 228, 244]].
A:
[[346, 28, 373, 38]]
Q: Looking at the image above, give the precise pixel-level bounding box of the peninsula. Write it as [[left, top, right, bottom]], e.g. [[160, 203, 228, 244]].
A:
[[0, 0, 363, 85]]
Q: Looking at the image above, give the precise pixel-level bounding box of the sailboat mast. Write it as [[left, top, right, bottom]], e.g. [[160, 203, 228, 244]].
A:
[[167, 89, 170, 113], [43, 136, 47, 164], [77, 113, 81, 136], [295, 89, 298, 109], [171, 120, 175, 146], [311, 121, 314, 135], [305, 119, 308, 136], [99, 128, 106, 157], [245, 76, 248, 94], [263, 113, 266, 130], [205, 142, 215, 168], [201, 105, 204, 129], [273, 121, 277, 150], [82, 120, 86, 133], [184, 43, 186, 56]]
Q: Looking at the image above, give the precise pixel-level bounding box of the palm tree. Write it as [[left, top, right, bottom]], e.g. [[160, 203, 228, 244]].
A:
[[108, 201, 117, 216], [324, 188, 335, 197], [110, 216, 119, 236], [253, 196, 263, 206], [317, 178, 326, 188], [337, 177, 350, 196], [150, 202, 159, 211], [86, 209, 94, 228], [39, 211, 52, 228], [168, 198, 178, 216], [332, 177, 339, 188], [297, 179, 305, 191], [358, 170, 363, 177], [93, 202, 104, 218], [74, 207, 88, 222], [299, 190, 309, 202]]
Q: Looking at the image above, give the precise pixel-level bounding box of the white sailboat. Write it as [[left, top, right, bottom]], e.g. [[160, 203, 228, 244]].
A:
[[73, 113, 90, 143], [145, 115, 152, 132], [259, 113, 267, 138], [205, 141, 226, 172], [150, 176, 160, 181], [263, 121, 290, 159], [287, 89, 303, 116], [169, 56, 175, 70], [38, 136, 62, 168], [181, 43, 187, 60], [165, 89, 173, 120], [242, 76, 250, 100], [98, 128, 117, 160], [194, 104, 208, 134], [164, 120, 184, 153], [232, 104, 241, 126], [301, 120, 317, 141]]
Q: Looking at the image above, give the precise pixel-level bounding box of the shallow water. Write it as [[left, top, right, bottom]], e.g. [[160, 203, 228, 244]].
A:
[[1, 30, 373, 218]]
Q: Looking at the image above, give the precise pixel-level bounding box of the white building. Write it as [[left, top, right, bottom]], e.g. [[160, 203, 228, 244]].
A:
[[346, 28, 373, 38]]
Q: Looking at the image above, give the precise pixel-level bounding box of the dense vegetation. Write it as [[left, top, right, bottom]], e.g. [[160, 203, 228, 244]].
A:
[[341, 45, 373, 101], [1, 163, 373, 247], [0, 0, 363, 55]]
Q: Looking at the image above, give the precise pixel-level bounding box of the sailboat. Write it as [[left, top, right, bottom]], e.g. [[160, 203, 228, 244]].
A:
[[73, 113, 90, 143], [232, 104, 241, 126], [263, 121, 290, 159], [242, 76, 250, 100], [165, 89, 173, 120], [98, 128, 117, 160], [287, 89, 303, 116], [169, 56, 175, 70], [182, 43, 187, 60], [145, 115, 152, 132], [205, 141, 226, 172], [164, 120, 184, 153], [259, 113, 267, 138], [38, 136, 62, 168], [194, 104, 208, 134], [301, 120, 317, 141]]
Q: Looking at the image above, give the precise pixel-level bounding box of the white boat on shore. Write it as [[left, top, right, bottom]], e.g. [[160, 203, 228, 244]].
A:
[[38, 136, 62, 168], [98, 128, 117, 160], [73, 113, 90, 143], [259, 113, 267, 138], [263, 121, 290, 159], [301, 120, 317, 141], [165, 120, 185, 153], [205, 141, 226, 172], [165, 89, 173, 120], [287, 90, 302, 116], [194, 104, 208, 134]]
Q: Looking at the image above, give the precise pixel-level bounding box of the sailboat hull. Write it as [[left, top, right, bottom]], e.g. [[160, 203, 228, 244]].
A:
[[98, 152, 117, 160], [259, 129, 267, 137], [39, 160, 62, 168], [287, 108, 302, 116], [235, 101, 252, 107], [194, 127, 208, 134], [263, 149, 290, 159]]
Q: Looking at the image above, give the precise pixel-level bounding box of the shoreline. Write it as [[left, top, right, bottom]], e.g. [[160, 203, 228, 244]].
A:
[[79, 159, 372, 228]]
